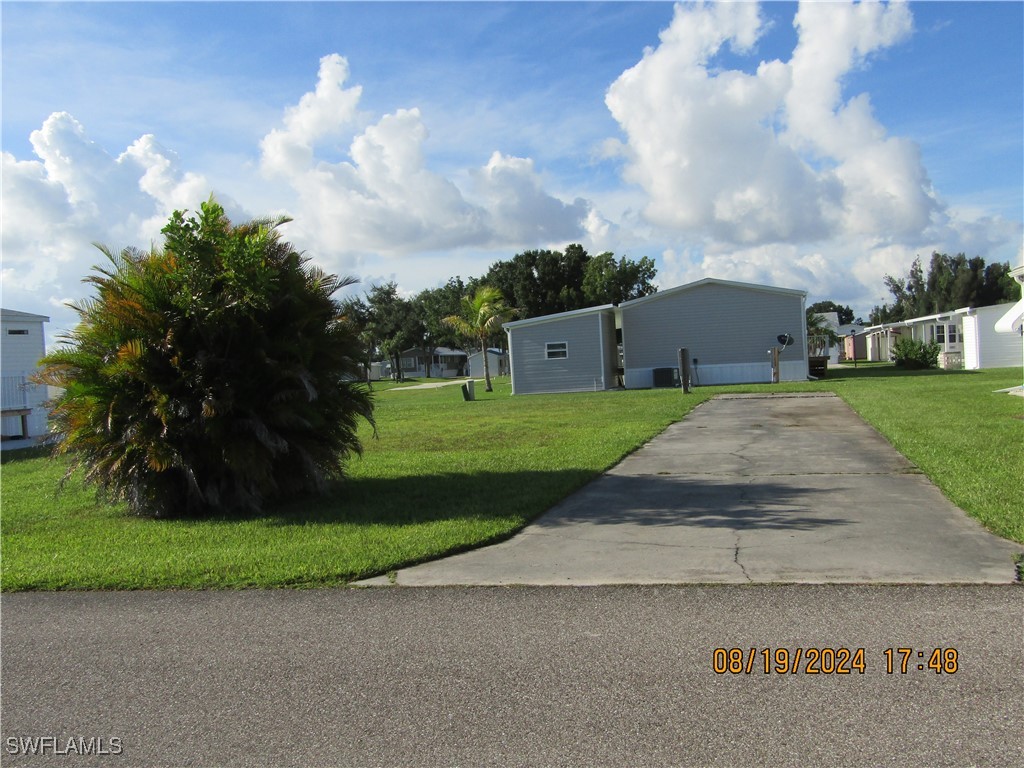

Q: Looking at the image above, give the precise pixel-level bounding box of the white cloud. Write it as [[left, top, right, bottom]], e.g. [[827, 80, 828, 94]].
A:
[[1, 112, 223, 338], [260, 53, 364, 178], [605, 0, 1021, 314], [605, 0, 939, 247], [258, 54, 592, 260]]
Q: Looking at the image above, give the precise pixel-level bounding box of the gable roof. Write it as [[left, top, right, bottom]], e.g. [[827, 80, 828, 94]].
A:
[[502, 303, 616, 331], [618, 277, 805, 310], [1, 308, 50, 323]]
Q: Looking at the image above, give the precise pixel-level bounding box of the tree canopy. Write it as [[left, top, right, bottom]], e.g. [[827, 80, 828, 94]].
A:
[[344, 244, 658, 375], [482, 244, 657, 319], [870, 253, 1016, 324], [807, 300, 855, 326]]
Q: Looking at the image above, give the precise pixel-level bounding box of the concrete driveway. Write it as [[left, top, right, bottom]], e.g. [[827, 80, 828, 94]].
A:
[[363, 393, 1022, 586]]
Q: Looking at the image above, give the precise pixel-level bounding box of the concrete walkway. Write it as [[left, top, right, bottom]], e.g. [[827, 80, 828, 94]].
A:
[[361, 393, 1022, 586], [384, 378, 480, 391]]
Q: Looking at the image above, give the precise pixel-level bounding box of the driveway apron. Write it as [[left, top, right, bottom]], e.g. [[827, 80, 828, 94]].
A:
[[365, 393, 1022, 586]]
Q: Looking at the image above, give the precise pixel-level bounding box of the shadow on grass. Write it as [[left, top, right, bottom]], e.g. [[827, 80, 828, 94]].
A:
[[823, 365, 985, 382], [0, 445, 52, 465], [189, 469, 599, 528]]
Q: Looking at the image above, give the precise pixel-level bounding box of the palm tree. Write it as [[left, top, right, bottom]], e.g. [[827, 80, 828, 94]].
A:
[[806, 309, 840, 357], [35, 198, 375, 518], [442, 285, 516, 392]]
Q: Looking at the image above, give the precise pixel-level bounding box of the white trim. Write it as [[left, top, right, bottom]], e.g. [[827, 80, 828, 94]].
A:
[[995, 298, 1024, 333], [503, 304, 615, 330], [618, 277, 806, 310], [545, 341, 568, 360]]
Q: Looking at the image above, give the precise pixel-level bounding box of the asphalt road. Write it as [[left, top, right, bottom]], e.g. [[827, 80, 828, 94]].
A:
[[2, 585, 1022, 768]]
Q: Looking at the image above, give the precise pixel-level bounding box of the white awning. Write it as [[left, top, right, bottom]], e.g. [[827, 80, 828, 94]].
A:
[[994, 298, 1024, 333]]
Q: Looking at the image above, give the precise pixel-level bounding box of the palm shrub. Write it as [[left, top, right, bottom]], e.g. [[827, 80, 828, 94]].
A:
[[35, 199, 374, 518]]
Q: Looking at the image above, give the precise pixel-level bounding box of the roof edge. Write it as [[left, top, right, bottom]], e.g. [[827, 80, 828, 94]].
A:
[[618, 277, 806, 309], [503, 303, 616, 330]]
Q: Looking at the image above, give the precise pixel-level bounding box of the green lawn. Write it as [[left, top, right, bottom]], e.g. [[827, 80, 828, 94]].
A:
[[2, 367, 1021, 590]]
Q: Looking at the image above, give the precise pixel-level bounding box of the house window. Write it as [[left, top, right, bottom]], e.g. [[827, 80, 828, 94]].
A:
[[947, 324, 958, 344], [545, 342, 568, 360], [933, 324, 945, 344], [6, 329, 29, 335]]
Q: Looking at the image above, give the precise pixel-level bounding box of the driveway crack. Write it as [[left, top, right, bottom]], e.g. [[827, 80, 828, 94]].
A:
[[733, 530, 752, 582]]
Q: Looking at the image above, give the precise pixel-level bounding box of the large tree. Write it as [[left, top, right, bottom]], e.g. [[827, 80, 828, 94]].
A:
[[483, 244, 658, 319], [442, 285, 516, 392], [35, 199, 374, 518], [582, 252, 658, 306], [870, 253, 1015, 324], [364, 282, 422, 380], [807, 300, 855, 326]]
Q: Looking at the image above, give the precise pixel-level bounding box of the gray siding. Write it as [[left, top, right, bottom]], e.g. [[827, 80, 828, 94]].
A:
[[508, 311, 614, 395], [621, 283, 805, 380]]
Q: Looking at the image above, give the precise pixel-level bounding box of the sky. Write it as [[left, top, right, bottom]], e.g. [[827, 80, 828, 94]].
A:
[[2, 0, 1022, 343]]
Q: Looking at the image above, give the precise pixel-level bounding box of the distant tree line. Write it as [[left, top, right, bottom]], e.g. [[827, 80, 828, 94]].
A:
[[341, 245, 658, 376], [869, 252, 1016, 324]]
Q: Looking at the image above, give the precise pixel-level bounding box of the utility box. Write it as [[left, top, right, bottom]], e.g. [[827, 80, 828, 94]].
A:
[[652, 367, 679, 388]]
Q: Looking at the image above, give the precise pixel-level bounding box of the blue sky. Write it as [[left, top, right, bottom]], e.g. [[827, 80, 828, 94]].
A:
[[2, 1, 1022, 339]]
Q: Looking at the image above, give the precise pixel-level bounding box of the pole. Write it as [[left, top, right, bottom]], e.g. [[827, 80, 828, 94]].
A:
[[677, 348, 691, 393]]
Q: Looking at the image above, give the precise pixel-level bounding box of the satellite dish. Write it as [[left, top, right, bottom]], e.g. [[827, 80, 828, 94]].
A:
[[777, 334, 794, 347]]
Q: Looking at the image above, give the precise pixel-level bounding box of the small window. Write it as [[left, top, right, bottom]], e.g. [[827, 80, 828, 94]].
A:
[[6, 329, 29, 335], [933, 324, 945, 344], [947, 324, 958, 344], [545, 342, 568, 360]]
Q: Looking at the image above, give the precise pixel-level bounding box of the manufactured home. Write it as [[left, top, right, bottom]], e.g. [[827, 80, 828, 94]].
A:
[[503, 305, 618, 395], [399, 347, 468, 378], [504, 278, 808, 395], [467, 348, 509, 378], [962, 303, 1022, 370], [1, 309, 50, 442], [864, 303, 1022, 370]]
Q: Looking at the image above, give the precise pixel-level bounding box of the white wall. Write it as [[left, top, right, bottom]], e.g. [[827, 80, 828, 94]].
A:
[[963, 304, 1024, 369], [1, 313, 50, 438]]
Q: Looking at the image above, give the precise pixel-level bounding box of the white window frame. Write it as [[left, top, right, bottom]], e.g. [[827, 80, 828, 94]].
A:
[[545, 341, 568, 360]]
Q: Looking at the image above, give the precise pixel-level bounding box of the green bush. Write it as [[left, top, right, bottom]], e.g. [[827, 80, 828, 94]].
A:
[[891, 337, 940, 369], [36, 199, 374, 518]]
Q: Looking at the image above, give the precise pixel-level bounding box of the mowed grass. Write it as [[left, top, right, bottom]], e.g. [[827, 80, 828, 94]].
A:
[[825, 366, 1023, 542], [1, 379, 703, 590], [2, 367, 1021, 590]]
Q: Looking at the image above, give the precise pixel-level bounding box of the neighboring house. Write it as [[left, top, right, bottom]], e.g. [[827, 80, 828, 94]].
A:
[[962, 303, 1022, 370], [399, 347, 468, 378], [808, 312, 840, 365], [369, 360, 392, 381], [1, 308, 51, 442], [863, 322, 903, 362], [504, 278, 808, 395], [838, 323, 866, 361], [864, 313, 962, 367], [467, 348, 509, 378], [994, 265, 1024, 388], [864, 302, 1023, 370], [899, 311, 965, 369], [503, 304, 618, 395]]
